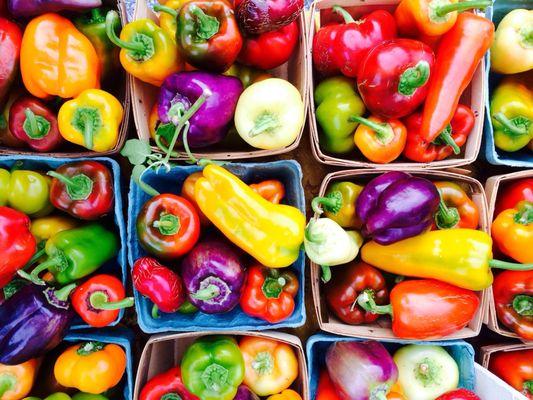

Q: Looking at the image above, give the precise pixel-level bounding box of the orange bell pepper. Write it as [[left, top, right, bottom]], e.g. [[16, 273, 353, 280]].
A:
[[492, 201, 533, 264], [267, 389, 302, 400], [250, 180, 286, 204], [0, 359, 38, 400], [20, 13, 100, 99]]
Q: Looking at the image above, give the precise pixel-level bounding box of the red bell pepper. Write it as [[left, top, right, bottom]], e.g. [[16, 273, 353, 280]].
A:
[[495, 178, 533, 216], [250, 179, 285, 204], [489, 349, 533, 399], [132, 257, 186, 318], [8, 96, 63, 152], [140, 366, 199, 400], [0, 206, 36, 289], [0, 91, 25, 148], [420, 13, 494, 142], [316, 370, 341, 400], [436, 389, 480, 400], [240, 264, 298, 323], [492, 270, 533, 340], [238, 21, 298, 70], [312, 6, 397, 77], [357, 38, 434, 118], [403, 104, 475, 162], [0, 17, 22, 108], [325, 261, 388, 325], [48, 160, 114, 220], [71, 274, 134, 328]]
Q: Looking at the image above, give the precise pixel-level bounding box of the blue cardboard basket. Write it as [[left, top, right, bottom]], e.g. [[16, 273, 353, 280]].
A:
[[64, 328, 134, 400], [0, 155, 127, 329], [306, 334, 476, 399], [483, 1, 533, 167], [128, 160, 306, 333]]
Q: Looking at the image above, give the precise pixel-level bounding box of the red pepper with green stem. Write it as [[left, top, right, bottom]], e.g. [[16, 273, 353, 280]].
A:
[[433, 181, 479, 230], [140, 366, 199, 400], [495, 178, 533, 216], [489, 349, 533, 399], [0, 17, 22, 109]]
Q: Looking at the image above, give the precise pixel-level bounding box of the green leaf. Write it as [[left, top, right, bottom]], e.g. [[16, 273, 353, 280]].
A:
[[120, 139, 152, 165], [155, 123, 176, 144], [132, 164, 160, 197]]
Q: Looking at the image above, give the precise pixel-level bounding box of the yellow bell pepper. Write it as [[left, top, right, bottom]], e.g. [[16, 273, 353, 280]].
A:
[[194, 164, 305, 268], [21, 13, 100, 99], [58, 89, 123, 152], [30, 215, 79, 242], [54, 342, 126, 395], [156, 0, 191, 38], [0, 359, 38, 400], [267, 390, 302, 400]]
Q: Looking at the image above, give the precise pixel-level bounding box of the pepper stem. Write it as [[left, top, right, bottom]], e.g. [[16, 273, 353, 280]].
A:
[[514, 202, 533, 225], [55, 283, 77, 302], [152, 304, 160, 319], [0, 115, 6, 130], [23, 246, 46, 270], [190, 284, 220, 300], [524, 380, 533, 395], [77, 341, 106, 356], [30, 253, 69, 285], [83, 112, 95, 150], [106, 11, 155, 61], [433, 0, 492, 17], [398, 61, 430, 96], [201, 363, 229, 393], [249, 112, 280, 137], [47, 171, 94, 201], [332, 5, 356, 23], [349, 116, 395, 144], [493, 113, 531, 137], [512, 295, 532, 316], [89, 291, 134, 311], [0, 374, 16, 398], [262, 275, 286, 299], [488, 259, 533, 270], [153, 213, 181, 235], [357, 289, 393, 316], [23, 108, 50, 139], [153, 4, 178, 18], [435, 195, 460, 229], [321, 265, 332, 283], [435, 125, 461, 154], [252, 351, 274, 375], [312, 191, 343, 215], [178, 300, 198, 314], [161, 394, 183, 400], [191, 5, 220, 40], [520, 27, 533, 47]]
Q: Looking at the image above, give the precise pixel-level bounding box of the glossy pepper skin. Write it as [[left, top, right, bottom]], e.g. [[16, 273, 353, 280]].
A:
[[181, 336, 245, 400], [21, 13, 100, 99], [267, 390, 302, 400], [140, 366, 199, 400], [433, 181, 479, 229], [31, 216, 78, 243], [314, 76, 365, 154], [250, 180, 285, 204], [240, 264, 298, 323], [8, 0, 101, 17], [489, 349, 533, 398], [312, 7, 397, 77], [319, 181, 363, 229], [357, 39, 434, 119], [421, 13, 494, 142], [0, 359, 38, 399], [181, 172, 210, 225], [0, 207, 36, 289], [316, 370, 341, 400], [0, 18, 21, 108], [496, 178, 533, 216], [235, 0, 302, 35], [155, 0, 191, 38], [492, 202, 533, 263], [0, 91, 25, 149], [436, 389, 481, 400], [0, 166, 52, 216], [137, 194, 200, 260], [194, 164, 305, 268], [0, 283, 75, 365], [493, 270, 533, 340], [326, 261, 388, 325], [225, 64, 271, 89]]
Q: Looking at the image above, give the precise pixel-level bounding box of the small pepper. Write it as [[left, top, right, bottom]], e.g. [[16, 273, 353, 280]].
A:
[[0, 359, 38, 399], [489, 348, 533, 398], [0, 91, 25, 149], [0, 17, 21, 107], [316, 370, 341, 400], [313, 181, 364, 229], [492, 201, 533, 264], [250, 180, 285, 204], [433, 181, 479, 230], [267, 390, 302, 400], [30, 216, 79, 243], [224, 64, 271, 89], [139, 366, 199, 400], [495, 178, 533, 216], [240, 264, 298, 323], [58, 89, 123, 152], [181, 172, 210, 225]]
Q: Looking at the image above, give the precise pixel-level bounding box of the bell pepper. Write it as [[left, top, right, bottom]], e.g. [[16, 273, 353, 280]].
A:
[[8, 0, 101, 17], [420, 13, 494, 142], [24, 394, 72, 400], [0, 283, 75, 365], [491, 9, 533, 74], [235, 0, 302, 35], [181, 336, 245, 400], [71, 274, 133, 328], [490, 77, 533, 152], [361, 228, 533, 291], [238, 21, 298, 70], [357, 39, 434, 119], [312, 6, 397, 77], [492, 202, 533, 263], [176, 0, 242, 72], [0, 359, 38, 399], [240, 264, 298, 323], [433, 181, 479, 230], [30, 216, 79, 243], [48, 161, 114, 220], [29, 224, 118, 286], [195, 164, 305, 268], [0, 207, 36, 289], [325, 261, 388, 325], [267, 390, 302, 400], [181, 172, 210, 225], [0, 18, 21, 108], [0, 92, 25, 149], [21, 13, 100, 99], [358, 279, 479, 339], [488, 349, 533, 398], [140, 366, 199, 400], [54, 342, 126, 394], [436, 389, 480, 400], [313, 181, 363, 229], [403, 104, 475, 162], [240, 336, 298, 397], [250, 180, 285, 204], [352, 115, 407, 164], [58, 89, 123, 152], [496, 178, 533, 216], [234, 78, 304, 150], [492, 270, 533, 340], [314, 76, 365, 154], [105, 10, 181, 86], [316, 370, 341, 400], [74, 8, 120, 81], [154, 0, 191, 38], [225, 64, 271, 89], [136, 194, 200, 260], [132, 257, 186, 318]]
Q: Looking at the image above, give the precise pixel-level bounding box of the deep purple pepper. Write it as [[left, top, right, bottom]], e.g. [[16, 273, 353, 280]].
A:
[[0, 283, 75, 365], [356, 171, 440, 245], [181, 239, 245, 314], [234, 385, 260, 400], [157, 71, 243, 148], [8, 0, 102, 17]]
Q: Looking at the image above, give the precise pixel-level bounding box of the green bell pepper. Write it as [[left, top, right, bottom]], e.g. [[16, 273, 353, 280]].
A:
[[491, 77, 533, 152], [24, 394, 72, 400], [72, 393, 109, 400], [29, 224, 118, 285], [314, 76, 365, 154], [312, 181, 364, 229], [181, 336, 245, 400]]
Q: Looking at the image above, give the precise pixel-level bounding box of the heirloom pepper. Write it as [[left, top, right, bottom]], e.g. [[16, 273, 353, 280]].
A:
[[492, 201, 533, 263]]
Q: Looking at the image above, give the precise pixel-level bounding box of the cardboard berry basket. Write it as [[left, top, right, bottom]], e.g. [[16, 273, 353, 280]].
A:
[[134, 330, 309, 400], [127, 160, 306, 333], [130, 0, 309, 160], [310, 168, 490, 340], [307, 0, 486, 169], [484, 169, 533, 341], [0, 0, 131, 158], [0, 155, 127, 329]]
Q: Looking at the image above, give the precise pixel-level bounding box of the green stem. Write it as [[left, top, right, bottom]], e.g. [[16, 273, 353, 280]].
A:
[[161, 394, 183, 400], [349, 116, 395, 144], [312, 191, 343, 214], [332, 5, 356, 23], [262, 276, 286, 298], [191, 5, 220, 40], [252, 352, 274, 375], [321, 265, 331, 283], [178, 300, 198, 314], [30, 253, 68, 285], [191, 284, 220, 300], [105, 11, 145, 52], [357, 289, 393, 316], [493, 113, 530, 136], [520, 27, 533, 48], [249, 113, 280, 137], [433, 0, 492, 17], [90, 7, 104, 23], [23, 108, 50, 139], [435, 196, 460, 229], [398, 61, 430, 96], [514, 202, 533, 225], [512, 295, 532, 316], [0, 374, 16, 398], [436, 125, 461, 154], [0, 115, 6, 130], [23, 247, 46, 270], [89, 291, 134, 311], [83, 112, 95, 150], [77, 341, 105, 356], [524, 380, 533, 395], [489, 259, 533, 270], [153, 4, 178, 18], [153, 213, 181, 235], [55, 283, 77, 302], [152, 304, 160, 319], [47, 171, 94, 201]]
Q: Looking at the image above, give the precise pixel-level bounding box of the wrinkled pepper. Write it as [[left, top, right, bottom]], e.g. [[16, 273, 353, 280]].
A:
[[496, 178, 533, 216], [433, 181, 479, 229], [0, 359, 38, 399], [489, 349, 533, 398], [139, 366, 198, 400], [195, 164, 305, 268], [250, 180, 285, 204], [314, 181, 363, 229], [30, 216, 78, 243], [492, 202, 533, 263], [0, 17, 21, 108]]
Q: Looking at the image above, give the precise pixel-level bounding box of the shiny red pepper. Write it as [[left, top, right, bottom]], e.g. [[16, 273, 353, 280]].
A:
[[0, 17, 21, 108], [436, 389, 480, 400], [71, 274, 134, 328], [489, 349, 533, 399], [48, 161, 114, 220], [312, 6, 396, 77], [140, 366, 199, 400], [250, 179, 285, 204], [316, 370, 341, 400], [495, 178, 533, 216], [403, 104, 475, 162]]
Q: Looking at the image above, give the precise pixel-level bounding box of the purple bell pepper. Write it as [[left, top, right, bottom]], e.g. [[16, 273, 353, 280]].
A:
[[234, 385, 260, 400], [356, 171, 440, 245], [0, 283, 75, 365], [181, 239, 245, 314], [157, 71, 243, 148], [8, 0, 102, 17]]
